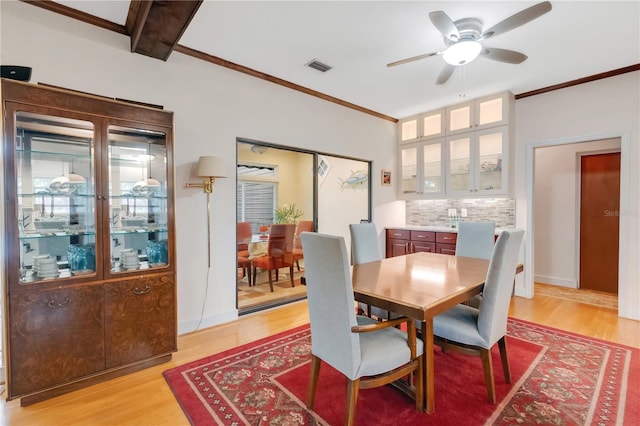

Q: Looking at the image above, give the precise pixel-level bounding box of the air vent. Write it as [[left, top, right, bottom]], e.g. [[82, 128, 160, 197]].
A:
[[306, 59, 332, 72]]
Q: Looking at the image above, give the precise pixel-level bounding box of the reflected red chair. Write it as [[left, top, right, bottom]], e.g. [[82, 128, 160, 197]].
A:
[[237, 221, 252, 257], [237, 255, 252, 285], [292, 220, 313, 271], [252, 224, 295, 291]]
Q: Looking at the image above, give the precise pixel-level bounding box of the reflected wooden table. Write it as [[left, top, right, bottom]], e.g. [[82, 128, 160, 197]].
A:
[[351, 252, 490, 413]]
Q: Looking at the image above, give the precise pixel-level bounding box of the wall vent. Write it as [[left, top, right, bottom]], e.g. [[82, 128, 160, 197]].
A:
[[306, 59, 332, 72]]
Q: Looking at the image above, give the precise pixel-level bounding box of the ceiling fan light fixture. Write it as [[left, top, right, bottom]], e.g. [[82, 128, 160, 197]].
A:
[[443, 40, 482, 66]]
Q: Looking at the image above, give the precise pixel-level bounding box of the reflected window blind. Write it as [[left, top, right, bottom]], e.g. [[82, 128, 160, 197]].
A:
[[237, 181, 276, 233]]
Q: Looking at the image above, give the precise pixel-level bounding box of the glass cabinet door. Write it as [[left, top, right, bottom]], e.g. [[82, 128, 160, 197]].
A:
[[107, 125, 168, 273], [15, 111, 96, 284], [400, 145, 419, 196], [447, 136, 472, 194], [422, 141, 443, 195], [476, 127, 507, 194]]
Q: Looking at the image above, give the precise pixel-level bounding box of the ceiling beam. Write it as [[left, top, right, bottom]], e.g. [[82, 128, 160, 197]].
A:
[[126, 0, 203, 61], [21, 0, 127, 34]]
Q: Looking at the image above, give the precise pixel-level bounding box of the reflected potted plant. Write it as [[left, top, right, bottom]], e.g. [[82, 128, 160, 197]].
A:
[[274, 203, 303, 224]]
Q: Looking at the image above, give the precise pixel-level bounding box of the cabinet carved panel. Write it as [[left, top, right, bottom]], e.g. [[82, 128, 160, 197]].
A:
[[9, 285, 105, 396], [104, 273, 176, 368]]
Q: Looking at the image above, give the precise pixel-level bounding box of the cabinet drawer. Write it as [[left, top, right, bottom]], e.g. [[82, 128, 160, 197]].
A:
[[436, 232, 458, 245], [436, 243, 457, 255], [386, 229, 411, 240], [411, 230, 435, 242]]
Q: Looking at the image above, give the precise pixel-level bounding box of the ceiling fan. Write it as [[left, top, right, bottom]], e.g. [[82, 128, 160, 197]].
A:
[[387, 1, 552, 85]]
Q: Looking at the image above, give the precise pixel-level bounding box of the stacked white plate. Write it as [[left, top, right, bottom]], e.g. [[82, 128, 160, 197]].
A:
[[36, 257, 59, 278], [121, 251, 140, 270]]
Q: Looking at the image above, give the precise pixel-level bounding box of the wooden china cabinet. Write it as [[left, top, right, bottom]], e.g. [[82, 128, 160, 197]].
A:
[[1, 80, 176, 405]]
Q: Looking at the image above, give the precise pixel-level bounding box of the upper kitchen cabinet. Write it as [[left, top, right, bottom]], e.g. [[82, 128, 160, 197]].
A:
[[446, 91, 513, 135], [446, 126, 509, 197], [2, 79, 176, 404], [397, 91, 514, 199], [400, 139, 445, 199], [398, 108, 445, 143]]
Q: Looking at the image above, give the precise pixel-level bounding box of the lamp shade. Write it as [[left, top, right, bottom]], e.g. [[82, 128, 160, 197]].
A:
[[196, 156, 227, 178]]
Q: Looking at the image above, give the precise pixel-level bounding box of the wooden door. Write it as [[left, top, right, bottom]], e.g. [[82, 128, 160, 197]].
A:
[[580, 152, 620, 293]]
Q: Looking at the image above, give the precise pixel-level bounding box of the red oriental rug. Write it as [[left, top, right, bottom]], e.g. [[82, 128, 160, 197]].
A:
[[163, 318, 639, 425]]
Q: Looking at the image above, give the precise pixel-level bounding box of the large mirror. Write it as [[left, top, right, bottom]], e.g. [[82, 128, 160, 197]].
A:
[[236, 140, 370, 313]]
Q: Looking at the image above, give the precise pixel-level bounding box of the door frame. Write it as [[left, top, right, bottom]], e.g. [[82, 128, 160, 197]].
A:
[[524, 131, 631, 317]]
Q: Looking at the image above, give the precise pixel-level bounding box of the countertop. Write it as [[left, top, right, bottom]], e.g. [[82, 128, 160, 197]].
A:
[[386, 225, 515, 234]]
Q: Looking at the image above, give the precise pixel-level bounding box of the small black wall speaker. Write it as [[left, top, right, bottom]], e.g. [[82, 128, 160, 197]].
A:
[[1, 65, 32, 82]]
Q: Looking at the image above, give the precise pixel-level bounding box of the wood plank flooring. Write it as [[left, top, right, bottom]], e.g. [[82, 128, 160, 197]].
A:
[[1, 290, 638, 425]]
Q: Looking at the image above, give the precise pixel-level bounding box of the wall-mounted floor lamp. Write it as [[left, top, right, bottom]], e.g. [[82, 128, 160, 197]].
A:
[[186, 156, 226, 267]]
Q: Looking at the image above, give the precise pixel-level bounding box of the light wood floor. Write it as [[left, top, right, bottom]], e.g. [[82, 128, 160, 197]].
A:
[[1, 290, 638, 425]]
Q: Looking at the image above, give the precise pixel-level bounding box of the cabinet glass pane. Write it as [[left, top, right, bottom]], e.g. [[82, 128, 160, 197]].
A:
[[478, 97, 503, 126], [449, 137, 471, 192], [423, 143, 441, 193], [449, 106, 471, 132], [108, 125, 168, 272], [422, 113, 442, 137], [401, 146, 418, 194], [15, 112, 96, 284], [401, 120, 418, 141], [478, 131, 503, 191]]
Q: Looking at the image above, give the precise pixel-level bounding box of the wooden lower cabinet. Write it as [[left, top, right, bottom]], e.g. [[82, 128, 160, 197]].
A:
[[105, 273, 176, 368], [435, 231, 458, 254], [385, 229, 436, 257], [8, 285, 105, 397], [7, 272, 176, 403]]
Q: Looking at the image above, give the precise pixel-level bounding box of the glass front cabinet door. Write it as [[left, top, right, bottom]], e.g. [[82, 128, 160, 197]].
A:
[[2, 80, 175, 404]]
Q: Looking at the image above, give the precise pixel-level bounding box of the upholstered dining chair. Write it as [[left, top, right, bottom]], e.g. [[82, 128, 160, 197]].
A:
[[237, 255, 252, 285], [300, 232, 424, 425], [251, 223, 295, 291], [349, 223, 397, 320], [433, 229, 524, 403], [237, 221, 253, 258], [456, 221, 496, 308], [292, 220, 313, 271]]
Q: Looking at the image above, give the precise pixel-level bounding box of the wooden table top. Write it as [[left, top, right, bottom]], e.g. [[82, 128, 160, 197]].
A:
[[351, 252, 490, 320]]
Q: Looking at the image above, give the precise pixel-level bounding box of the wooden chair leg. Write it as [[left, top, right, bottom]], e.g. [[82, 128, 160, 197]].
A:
[[289, 265, 295, 287], [251, 266, 257, 286], [306, 355, 321, 409], [268, 269, 274, 292], [346, 378, 360, 426], [295, 259, 300, 271], [247, 265, 252, 286], [480, 347, 496, 403], [498, 336, 511, 383]]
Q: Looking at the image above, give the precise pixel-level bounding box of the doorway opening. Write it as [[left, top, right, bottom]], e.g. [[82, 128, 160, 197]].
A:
[[236, 139, 371, 314], [532, 138, 621, 305]]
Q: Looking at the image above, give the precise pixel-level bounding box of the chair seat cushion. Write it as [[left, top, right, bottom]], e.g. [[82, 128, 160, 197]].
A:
[[252, 256, 291, 269], [433, 304, 490, 348], [355, 315, 423, 378]]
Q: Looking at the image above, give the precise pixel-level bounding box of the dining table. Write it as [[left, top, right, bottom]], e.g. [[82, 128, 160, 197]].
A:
[[351, 251, 521, 413]]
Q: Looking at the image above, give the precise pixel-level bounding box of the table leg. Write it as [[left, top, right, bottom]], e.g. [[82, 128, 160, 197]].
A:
[[422, 319, 435, 413]]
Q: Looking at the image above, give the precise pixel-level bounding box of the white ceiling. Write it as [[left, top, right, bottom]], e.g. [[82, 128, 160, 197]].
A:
[[55, 1, 639, 119]]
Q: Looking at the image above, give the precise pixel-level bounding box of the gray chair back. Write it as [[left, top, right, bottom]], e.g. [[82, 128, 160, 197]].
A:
[[300, 232, 361, 379], [349, 223, 382, 264], [456, 221, 496, 260], [477, 230, 525, 346]]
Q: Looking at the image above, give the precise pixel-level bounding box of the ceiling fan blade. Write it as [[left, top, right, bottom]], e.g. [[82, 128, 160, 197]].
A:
[[436, 64, 455, 85], [429, 11, 460, 42], [481, 47, 528, 64], [387, 52, 439, 67], [481, 1, 552, 39]]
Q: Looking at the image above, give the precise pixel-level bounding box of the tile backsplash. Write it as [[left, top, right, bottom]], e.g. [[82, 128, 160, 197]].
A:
[[406, 198, 515, 227]]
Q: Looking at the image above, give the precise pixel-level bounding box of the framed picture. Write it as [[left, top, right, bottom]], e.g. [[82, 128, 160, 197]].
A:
[[381, 169, 391, 186]]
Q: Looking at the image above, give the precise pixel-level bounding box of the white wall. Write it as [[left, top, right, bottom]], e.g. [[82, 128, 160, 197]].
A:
[[0, 1, 404, 333], [534, 139, 620, 287], [515, 72, 640, 320]]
